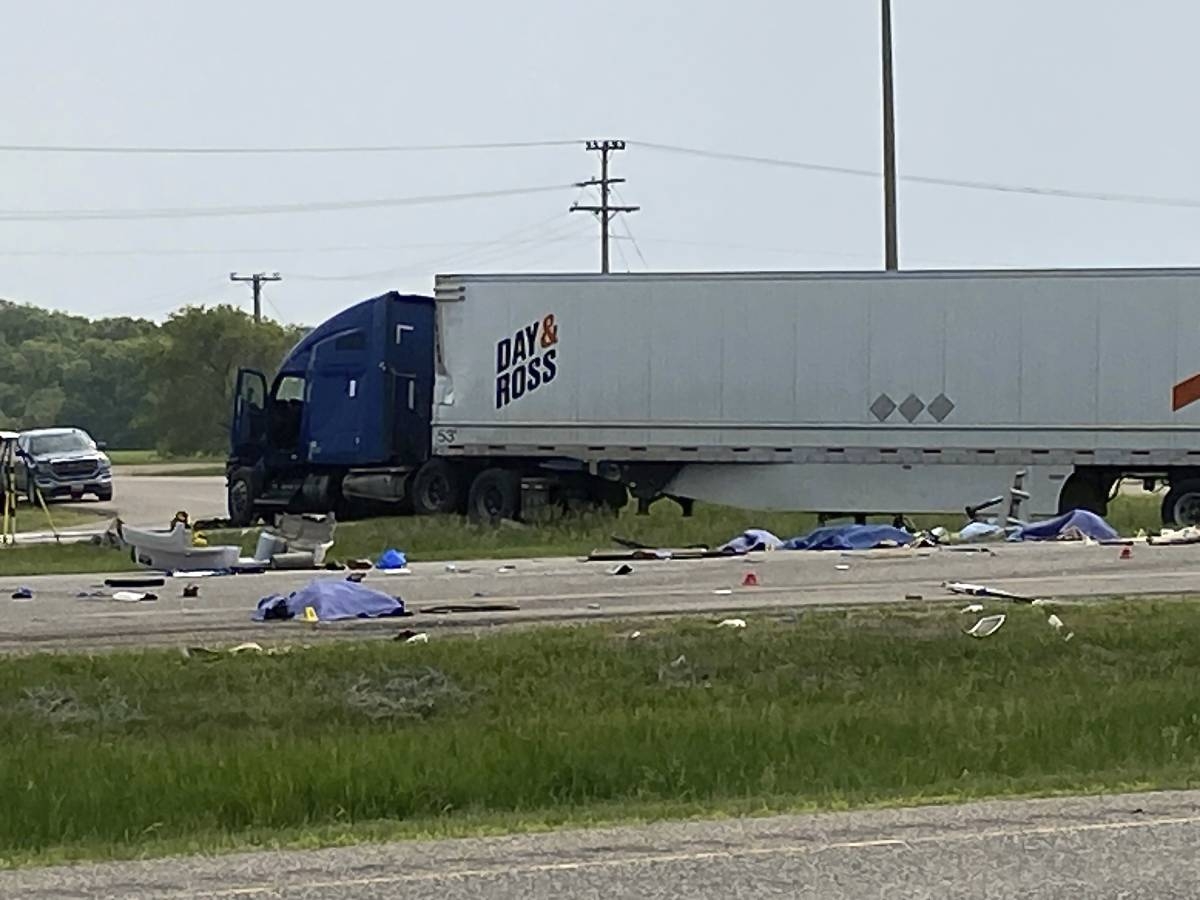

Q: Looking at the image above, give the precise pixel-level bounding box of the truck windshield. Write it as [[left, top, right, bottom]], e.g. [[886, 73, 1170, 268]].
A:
[[28, 433, 92, 455]]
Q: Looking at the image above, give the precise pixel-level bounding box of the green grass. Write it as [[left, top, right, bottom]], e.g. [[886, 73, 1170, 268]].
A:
[[106, 449, 224, 466], [0, 541, 135, 576], [11, 503, 110, 534], [2, 600, 1199, 866]]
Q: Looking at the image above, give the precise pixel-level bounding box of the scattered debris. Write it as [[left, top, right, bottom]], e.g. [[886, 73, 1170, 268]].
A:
[[347, 558, 373, 570], [181, 643, 289, 659], [943, 546, 996, 554], [346, 572, 366, 583], [394, 629, 421, 642], [1149, 526, 1200, 546], [716, 618, 747, 629], [113, 591, 157, 602], [403, 632, 429, 644], [943, 582, 1037, 603], [116, 518, 242, 572], [497, 564, 517, 573], [670, 654, 687, 667], [105, 577, 165, 589], [75, 590, 106, 599], [229, 641, 264, 655], [628, 630, 643, 640], [1047, 613, 1065, 631], [904, 593, 924, 600], [609, 563, 634, 576], [181, 584, 200, 598], [587, 602, 601, 610], [11, 586, 33, 600], [960, 603, 985, 614], [965, 614, 1006, 638], [712, 588, 733, 596], [419, 603, 520, 614], [741, 572, 759, 587], [834, 564, 851, 571]]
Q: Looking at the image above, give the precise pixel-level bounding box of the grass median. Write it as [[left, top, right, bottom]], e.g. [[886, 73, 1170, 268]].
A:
[[1, 599, 1198, 866], [0, 493, 1165, 577]]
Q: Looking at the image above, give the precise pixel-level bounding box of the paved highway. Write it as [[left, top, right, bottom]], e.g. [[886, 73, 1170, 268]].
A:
[[2, 540, 1199, 652], [2, 789, 1195, 898]]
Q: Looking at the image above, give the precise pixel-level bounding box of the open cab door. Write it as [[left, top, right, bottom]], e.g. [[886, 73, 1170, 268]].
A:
[[231, 368, 268, 457]]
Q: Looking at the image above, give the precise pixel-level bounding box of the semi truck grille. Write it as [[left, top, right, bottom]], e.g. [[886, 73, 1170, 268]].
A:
[[51, 460, 97, 479]]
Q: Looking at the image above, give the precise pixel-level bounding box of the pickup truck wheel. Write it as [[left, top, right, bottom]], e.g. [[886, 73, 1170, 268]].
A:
[[467, 468, 520, 524], [227, 468, 258, 527], [95, 487, 113, 503], [410, 459, 463, 516], [1162, 479, 1200, 527]]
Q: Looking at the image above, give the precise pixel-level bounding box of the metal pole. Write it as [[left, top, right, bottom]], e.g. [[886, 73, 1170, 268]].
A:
[[600, 145, 611, 274], [881, 0, 899, 270]]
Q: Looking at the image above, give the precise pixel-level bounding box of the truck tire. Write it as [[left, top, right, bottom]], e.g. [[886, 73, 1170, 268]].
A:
[[1057, 473, 1108, 516], [410, 459, 463, 516], [227, 467, 259, 527], [467, 468, 521, 524], [95, 486, 113, 503], [1162, 479, 1200, 527]]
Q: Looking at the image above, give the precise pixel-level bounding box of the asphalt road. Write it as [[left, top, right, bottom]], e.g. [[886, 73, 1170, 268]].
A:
[[20, 474, 228, 540], [2, 789, 1196, 898], [3, 540, 1200, 652]]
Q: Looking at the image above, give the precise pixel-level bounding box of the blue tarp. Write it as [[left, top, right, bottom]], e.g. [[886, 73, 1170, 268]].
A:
[[781, 524, 914, 551], [253, 579, 406, 622], [1011, 509, 1118, 543], [719, 529, 784, 554], [376, 548, 408, 570]]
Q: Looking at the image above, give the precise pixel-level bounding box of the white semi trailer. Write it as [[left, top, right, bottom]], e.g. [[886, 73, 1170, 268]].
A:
[[428, 268, 1200, 525]]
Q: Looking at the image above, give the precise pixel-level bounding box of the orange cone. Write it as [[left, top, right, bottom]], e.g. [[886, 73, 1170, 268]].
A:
[[742, 572, 759, 587]]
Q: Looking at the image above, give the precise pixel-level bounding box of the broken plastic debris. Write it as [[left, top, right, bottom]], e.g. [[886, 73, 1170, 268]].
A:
[[11, 586, 33, 600], [113, 591, 157, 602], [497, 564, 517, 573], [965, 614, 1006, 638], [228, 642, 264, 655], [717, 618, 747, 629], [587, 603, 601, 610], [1047, 613, 1064, 631], [712, 588, 733, 596], [346, 572, 366, 583], [670, 654, 687, 667], [834, 564, 851, 571], [943, 582, 1035, 603], [959, 603, 985, 614], [609, 563, 634, 576], [628, 630, 643, 640], [181, 584, 200, 598], [404, 632, 429, 644]]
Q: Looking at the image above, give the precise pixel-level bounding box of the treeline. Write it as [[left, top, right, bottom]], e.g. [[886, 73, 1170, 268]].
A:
[[0, 301, 307, 454]]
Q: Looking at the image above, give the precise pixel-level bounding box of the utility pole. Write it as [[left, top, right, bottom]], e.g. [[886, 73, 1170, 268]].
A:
[[570, 140, 639, 274], [881, 0, 899, 270], [229, 272, 281, 323]]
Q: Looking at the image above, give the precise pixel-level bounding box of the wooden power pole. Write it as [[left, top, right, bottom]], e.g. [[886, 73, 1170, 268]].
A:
[[570, 140, 639, 274], [230, 272, 281, 323], [881, 0, 899, 270]]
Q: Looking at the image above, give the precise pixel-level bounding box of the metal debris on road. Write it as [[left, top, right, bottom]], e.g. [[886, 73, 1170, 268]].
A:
[[943, 581, 1037, 603], [965, 613, 1006, 638]]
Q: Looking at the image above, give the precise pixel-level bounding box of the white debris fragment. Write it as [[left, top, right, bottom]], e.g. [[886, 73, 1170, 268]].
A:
[[1047, 613, 1065, 631], [965, 613, 1006, 638], [404, 632, 429, 644], [959, 603, 985, 614], [717, 618, 747, 629], [712, 589, 733, 596], [670, 654, 687, 667], [229, 642, 264, 655], [628, 630, 643, 640], [835, 564, 851, 571]]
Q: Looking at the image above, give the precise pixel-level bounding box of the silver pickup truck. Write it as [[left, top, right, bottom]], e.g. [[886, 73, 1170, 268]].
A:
[[13, 427, 113, 502]]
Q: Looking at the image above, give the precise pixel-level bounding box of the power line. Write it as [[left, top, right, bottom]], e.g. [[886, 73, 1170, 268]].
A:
[[0, 183, 574, 222], [0, 139, 580, 155], [612, 186, 649, 269], [630, 140, 1200, 210]]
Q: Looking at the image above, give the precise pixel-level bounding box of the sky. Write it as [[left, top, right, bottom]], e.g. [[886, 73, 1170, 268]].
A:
[[1, 0, 1199, 325]]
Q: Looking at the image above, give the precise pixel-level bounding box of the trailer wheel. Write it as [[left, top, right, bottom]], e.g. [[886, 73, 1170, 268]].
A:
[[1162, 479, 1200, 527], [410, 459, 463, 516], [227, 467, 258, 527], [467, 468, 521, 524], [1057, 473, 1108, 516]]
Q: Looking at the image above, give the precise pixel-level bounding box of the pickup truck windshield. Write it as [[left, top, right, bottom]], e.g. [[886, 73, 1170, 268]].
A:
[[28, 433, 92, 455]]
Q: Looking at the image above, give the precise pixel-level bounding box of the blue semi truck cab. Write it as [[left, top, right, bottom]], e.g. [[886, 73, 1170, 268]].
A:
[[227, 290, 630, 525]]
